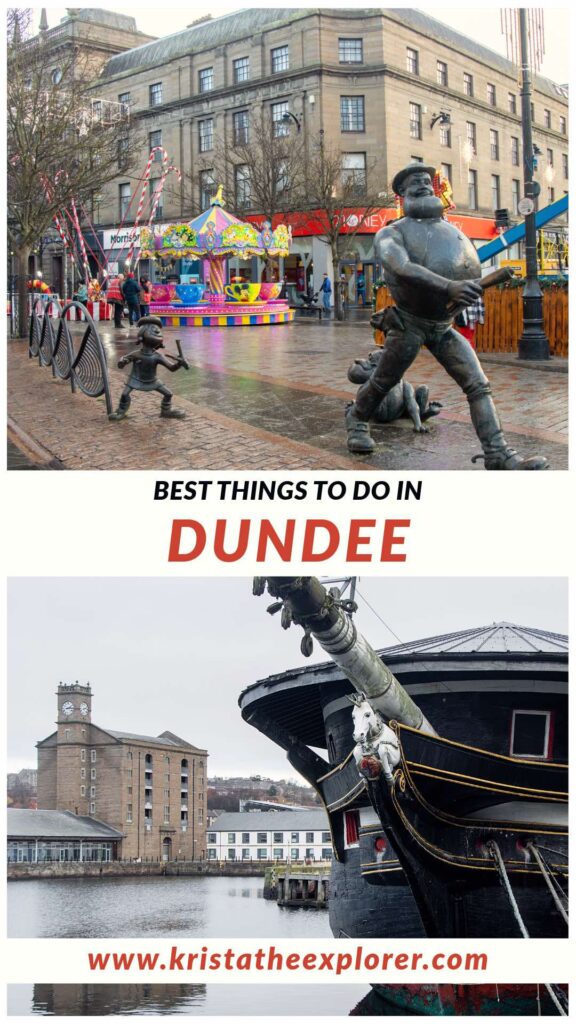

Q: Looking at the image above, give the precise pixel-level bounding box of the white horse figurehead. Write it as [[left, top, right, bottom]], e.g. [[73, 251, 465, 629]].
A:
[[348, 692, 400, 782]]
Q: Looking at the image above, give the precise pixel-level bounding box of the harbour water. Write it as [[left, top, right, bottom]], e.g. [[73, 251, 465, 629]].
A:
[[8, 983, 374, 1016], [8, 874, 331, 939]]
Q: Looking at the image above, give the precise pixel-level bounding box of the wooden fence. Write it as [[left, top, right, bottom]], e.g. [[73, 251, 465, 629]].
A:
[[374, 285, 568, 357]]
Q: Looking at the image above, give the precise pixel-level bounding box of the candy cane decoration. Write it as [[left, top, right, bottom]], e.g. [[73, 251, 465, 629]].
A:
[[124, 146, 169, 266], [147, 163, 182, 227], [70, 200, 90, 284]]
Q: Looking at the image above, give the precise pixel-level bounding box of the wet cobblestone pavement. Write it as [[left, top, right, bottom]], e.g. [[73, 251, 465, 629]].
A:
[[8, 318, 568, 471]]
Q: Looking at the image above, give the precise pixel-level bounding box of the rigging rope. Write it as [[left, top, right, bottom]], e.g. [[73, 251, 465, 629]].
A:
[[489, 842, 567, 1016], [355, 587, 403, 644], [527, 842, 569, 925]]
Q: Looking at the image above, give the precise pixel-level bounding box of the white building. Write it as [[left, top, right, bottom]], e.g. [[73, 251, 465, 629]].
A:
[[207, 810, 332, 862]]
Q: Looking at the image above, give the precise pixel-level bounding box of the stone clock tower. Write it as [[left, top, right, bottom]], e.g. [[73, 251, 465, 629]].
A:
[[57, 681, 92, 728]]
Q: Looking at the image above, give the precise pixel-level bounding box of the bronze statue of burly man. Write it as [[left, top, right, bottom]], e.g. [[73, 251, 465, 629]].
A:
[[109, 316, 188, 422], [345, 164, 548, 469]]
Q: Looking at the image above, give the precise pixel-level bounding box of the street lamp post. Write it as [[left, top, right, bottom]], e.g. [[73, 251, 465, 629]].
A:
[[517, 7, 549, 359]]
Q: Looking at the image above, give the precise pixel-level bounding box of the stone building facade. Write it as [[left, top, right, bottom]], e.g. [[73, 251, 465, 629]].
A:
[[37, 683, 208, 861], [89, 7, 568, 289]]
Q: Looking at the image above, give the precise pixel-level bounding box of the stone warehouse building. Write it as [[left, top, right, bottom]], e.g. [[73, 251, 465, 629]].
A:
[[88, 7, 568, 288], [37, 683, 208, 861]]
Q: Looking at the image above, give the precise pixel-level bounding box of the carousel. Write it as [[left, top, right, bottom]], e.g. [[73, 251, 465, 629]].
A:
[[140, 186, 294, 327]]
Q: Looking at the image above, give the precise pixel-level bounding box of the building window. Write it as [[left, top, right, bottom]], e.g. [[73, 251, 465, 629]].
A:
[[547, 148, 554, 167], [80, 749, 86, 762], [127, 786, 132, 795], [256, 832, 267, 844], [227, 849, 236, 860], [440, 125, 451, 147], [341, 152, 367, 195], [149, 82, 162, 107], [305, 848, 315, 860], [199, 168, 214, 209], [228, 833, 236, 844], [441, 162, 452, 185], [273, 832, 284, 843], [198, 809, 203, 824], [322, 848, 333, 860], [544, 108, 551, 128], [90, 802, 95, 814], [127, 751, 132, 761], [508, 92, 517, 114], [163, 787, 170, 799], [163, 805, 170, 823], [233, 109, 249, 146], [463, 72, 474, 97], [466, 121, 477, 155], [468, 168, 478, 210], [271, 45, 289, 73], [233, 56, 249, 83], [90, 768, 96, 780], [409, 102, 422, 140], [559, 115, 566, 135], [271, 100, 290, 137], [406, 47, 419, 74], [64, 728, 70, 740], [90, 750, 96, 763], [273, 847, 284, 859], [118, 90, 131, 112], [340, 95, 365, 132], [548, 187, 555, 204], [487, 83, 496, 106], [290, 848, 299, 861], [80, 768, 85, 779], [199, 67, 213, 93], [235, 164, 251, 208], [198, 118, 214, 153], [291, 831, 299, 843], [562, 153, 568, 178], [490, 129, 499, 160], [149, 130, 162, 158], [90, 786, 96, 798], [510, 710, 552, 759], [149, 178, 162, 217], [511, 136, 520, 166], [306, 831, 314, 843], [80, 785, 85, 796], [491, 174, 501, 209], [208, 847, 217, 860], [207, 833, 217, 844], [512, 179, 521, 215], [237, 848, 247, 860], [531, 102, 535, 122], [119, 183, 131, 218], [117, 137, 129, 169], [321, 832, 331, 843], [257, 848, 267, 860], [436, 60, 448, 86], [337, 35, 363, 65]]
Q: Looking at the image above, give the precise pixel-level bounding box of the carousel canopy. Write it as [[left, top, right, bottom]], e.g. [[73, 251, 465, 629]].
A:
[[140, 186, 291, 260]]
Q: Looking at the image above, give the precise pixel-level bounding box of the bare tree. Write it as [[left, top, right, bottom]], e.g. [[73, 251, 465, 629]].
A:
[[7, 8, 141, 335], [182, 113, 306, 280], [300, 134, 393, 319]]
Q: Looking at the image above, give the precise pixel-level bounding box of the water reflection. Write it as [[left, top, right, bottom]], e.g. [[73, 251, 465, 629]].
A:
[[9, 984, 369, 1016], [8, 875, 329, 939]]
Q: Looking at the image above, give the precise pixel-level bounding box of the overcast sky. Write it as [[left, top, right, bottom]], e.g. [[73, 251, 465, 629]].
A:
[[8, 577, 567, 777], [40, 5, 569, 84]]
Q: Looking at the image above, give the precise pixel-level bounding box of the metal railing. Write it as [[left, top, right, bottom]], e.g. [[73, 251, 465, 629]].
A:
[[28, 298, 113, 415]]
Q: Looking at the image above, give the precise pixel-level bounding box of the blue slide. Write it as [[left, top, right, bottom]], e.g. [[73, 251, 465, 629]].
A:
[[477, 194, 568, 263]]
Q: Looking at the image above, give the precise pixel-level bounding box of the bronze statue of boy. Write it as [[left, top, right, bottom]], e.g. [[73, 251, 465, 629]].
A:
[[345, 164, 548, 470], [109, 315, 188, 422]]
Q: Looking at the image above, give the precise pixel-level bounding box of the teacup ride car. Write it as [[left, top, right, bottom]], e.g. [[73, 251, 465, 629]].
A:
[[140, 186, 294, 327]]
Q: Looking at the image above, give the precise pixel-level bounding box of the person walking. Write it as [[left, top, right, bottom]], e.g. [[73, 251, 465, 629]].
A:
[[122, 272, 142, 327], [107, 273, 125, 329], [319, 272, 332, 316], [139, 275, 152, 318]]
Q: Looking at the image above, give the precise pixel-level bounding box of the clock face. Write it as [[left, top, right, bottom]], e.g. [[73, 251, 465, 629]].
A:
[[80, 702, 89, 717], [61, 701, 74, 716]]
